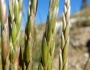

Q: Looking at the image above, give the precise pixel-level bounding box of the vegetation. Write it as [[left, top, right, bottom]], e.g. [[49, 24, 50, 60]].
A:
[[59, 0, 70, 70], [8, 0, 23, 69], [24, 0, 37, 70], [0, 0, 72, 70], [38, 0, 59, 70], [0, 0, 9, 70]]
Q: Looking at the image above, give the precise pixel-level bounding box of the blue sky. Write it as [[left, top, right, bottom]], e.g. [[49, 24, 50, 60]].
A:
[[6, 0, 90, 29]]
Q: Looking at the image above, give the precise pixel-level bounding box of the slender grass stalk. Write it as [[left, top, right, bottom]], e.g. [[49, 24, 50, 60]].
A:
[[38, 0, 59, 70], [59, 49, 62, 70], [0, 0, 9, 70], [59, 0, 70, 70], [24, 0, 38, 70], [8, 0, 23, 69]]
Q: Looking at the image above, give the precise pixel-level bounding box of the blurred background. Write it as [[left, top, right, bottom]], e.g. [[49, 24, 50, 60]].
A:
[[0, 0, 90, 70]]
